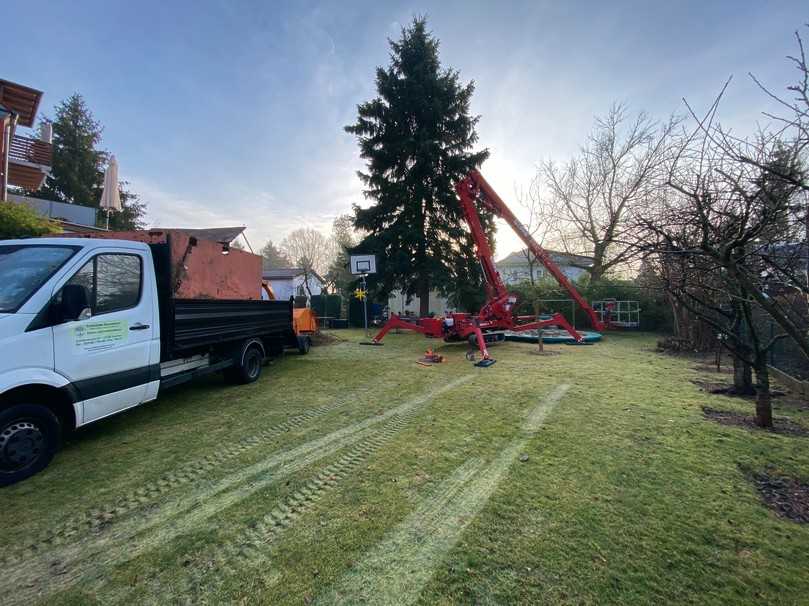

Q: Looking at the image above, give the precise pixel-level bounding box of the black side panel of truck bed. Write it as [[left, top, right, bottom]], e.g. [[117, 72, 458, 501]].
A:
[[171, 299, 294, 353], [148, 242, 175, 358]]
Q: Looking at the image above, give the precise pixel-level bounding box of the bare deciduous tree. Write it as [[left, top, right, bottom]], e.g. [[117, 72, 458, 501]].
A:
[[513, 175, 554, 284], [636, 77, 808, 428], [280, 228, 337, 297], [541, 103, 681, 282], [733, 26, 809, 195]]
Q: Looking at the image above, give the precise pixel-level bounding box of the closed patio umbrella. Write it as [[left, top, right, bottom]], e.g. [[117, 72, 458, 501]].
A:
[[100, 155, 121, 229]]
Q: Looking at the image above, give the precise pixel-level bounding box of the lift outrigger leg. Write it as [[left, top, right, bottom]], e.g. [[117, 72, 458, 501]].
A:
[[469, 324, 497, 367]]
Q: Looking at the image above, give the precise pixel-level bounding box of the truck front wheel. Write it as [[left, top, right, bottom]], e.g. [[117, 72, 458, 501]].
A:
[[225, 344, 264, 384], [0, 404, 61, 487]]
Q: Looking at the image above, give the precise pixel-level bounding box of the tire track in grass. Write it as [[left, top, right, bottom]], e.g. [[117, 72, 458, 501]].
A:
[[0, 400, 343, 568], [317, 383, 570, 606], [169, 412, 420, 605], [1, 375, 475, 606]]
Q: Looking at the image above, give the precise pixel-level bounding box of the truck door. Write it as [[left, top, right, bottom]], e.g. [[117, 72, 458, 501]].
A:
[[52, 250, 156, 424]]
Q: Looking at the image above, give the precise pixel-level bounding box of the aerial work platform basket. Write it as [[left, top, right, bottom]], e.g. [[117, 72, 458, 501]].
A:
[[592, 300, 640, 329]]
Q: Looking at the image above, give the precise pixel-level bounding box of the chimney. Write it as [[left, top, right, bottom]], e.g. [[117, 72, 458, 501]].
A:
[[39, 121, 52, 143]]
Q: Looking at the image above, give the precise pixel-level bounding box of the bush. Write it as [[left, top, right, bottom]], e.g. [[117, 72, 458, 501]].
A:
[[348, 297, 386, 327], [509, 276, 672, 332], [0, 202, 61, 239], [310, 294, 343, 319]]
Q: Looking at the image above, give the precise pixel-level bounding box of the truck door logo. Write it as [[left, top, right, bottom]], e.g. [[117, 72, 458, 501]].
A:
[[72, 320, 128, 352]]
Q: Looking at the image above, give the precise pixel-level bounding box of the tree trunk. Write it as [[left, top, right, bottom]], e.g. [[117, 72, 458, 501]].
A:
[[589, 245, 606, 284], [668, 295, 681, 338], [732, 355, 755, 395], [752, 362, 773, 428], [417, 197, 429, 317], [418, 277, 430, 317]]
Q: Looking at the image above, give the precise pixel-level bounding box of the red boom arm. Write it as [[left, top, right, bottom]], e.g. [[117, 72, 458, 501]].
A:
[[455, 179, 509, 302], [457, 170, 605, 332]]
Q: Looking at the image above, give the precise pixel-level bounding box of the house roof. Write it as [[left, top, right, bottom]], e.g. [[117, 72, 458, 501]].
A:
[[263, 267, 301, 279], [157, 226, 246, 244], [497, 248, 594, 268], [263, 267, 325, 283], [0, 79, 44, 128], [769, 242, 808, 260]]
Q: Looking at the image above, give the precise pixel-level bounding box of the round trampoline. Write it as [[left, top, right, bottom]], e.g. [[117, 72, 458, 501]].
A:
[[505, 329, 602, 344]]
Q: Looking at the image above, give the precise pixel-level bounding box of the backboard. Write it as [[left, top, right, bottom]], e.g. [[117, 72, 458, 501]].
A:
[[350, 254, 376, 275]]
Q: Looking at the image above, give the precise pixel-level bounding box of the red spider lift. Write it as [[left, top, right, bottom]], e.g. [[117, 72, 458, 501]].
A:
[[368, 170, 606, 366]]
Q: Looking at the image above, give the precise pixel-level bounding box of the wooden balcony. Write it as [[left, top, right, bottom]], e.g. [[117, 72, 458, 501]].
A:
[[9, 134, 52, 167], [7, 134, 52, 191]]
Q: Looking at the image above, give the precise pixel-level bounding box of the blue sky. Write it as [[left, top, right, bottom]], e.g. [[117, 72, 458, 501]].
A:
[[3, 1, 806, 256]]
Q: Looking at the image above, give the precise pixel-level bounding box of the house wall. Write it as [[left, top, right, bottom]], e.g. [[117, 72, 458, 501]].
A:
[[272, 278, 295, 301], [388, 290, 450, 317], [498, 262, 587, 285], [270, 275, 323, 301], [9, 193, 97, 227], [293, 275, 323, 297]]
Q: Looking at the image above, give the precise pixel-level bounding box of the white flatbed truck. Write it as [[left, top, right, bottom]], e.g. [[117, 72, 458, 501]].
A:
[[0, 236, 306, 486]]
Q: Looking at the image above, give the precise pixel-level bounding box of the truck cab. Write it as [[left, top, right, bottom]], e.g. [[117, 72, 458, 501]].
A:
[[0, 238, 161, 485]]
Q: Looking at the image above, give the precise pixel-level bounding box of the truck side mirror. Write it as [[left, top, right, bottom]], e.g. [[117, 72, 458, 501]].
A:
[[59, 284, 91, 322]]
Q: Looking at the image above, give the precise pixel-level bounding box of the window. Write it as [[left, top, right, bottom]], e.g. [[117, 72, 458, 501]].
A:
[[62, 254, 142, 316], [0, 245, 78, 313]]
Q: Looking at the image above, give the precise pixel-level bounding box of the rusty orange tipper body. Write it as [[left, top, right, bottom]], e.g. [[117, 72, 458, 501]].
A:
[[63, 229, 262, 300]]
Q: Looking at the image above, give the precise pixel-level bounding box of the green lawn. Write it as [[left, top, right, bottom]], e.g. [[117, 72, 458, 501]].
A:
[[1, 330, 807, 605]]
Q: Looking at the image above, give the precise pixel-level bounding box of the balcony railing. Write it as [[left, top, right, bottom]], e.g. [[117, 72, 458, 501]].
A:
[[8, 134, 52, 167]]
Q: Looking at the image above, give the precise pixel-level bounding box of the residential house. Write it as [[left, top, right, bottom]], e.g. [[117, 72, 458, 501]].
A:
[[0, 78, 104, 232], [0, 79, 52, 201], [496, 248, 593, 284], [263, 267, 325, 301]]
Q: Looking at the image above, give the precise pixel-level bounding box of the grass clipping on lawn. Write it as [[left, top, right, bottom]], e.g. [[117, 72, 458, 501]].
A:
[[0, 331, 807, 605]]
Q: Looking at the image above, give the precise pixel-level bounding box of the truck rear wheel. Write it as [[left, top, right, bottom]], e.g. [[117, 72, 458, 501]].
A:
[[225, 344, 264, 384], [297, 335, 312, 355], [0, 404, 61, 487]]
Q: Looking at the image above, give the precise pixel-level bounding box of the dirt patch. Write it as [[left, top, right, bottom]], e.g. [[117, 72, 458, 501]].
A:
[[692, 379, 785, 398], [692, 379, 742, 395], [312, 332, 344, 346], [749, 471, 809, 524], [691, 363, 732, 375], [702, 406, 809, 437]]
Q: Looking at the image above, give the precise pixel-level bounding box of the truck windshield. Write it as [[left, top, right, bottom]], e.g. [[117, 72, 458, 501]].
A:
[[0, 245, 79, 313]]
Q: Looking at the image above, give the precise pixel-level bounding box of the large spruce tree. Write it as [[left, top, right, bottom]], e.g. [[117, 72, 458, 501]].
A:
[[346, 17, 491, 315], [41, 94, 106, 205], [38, 93, 146, 229]]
